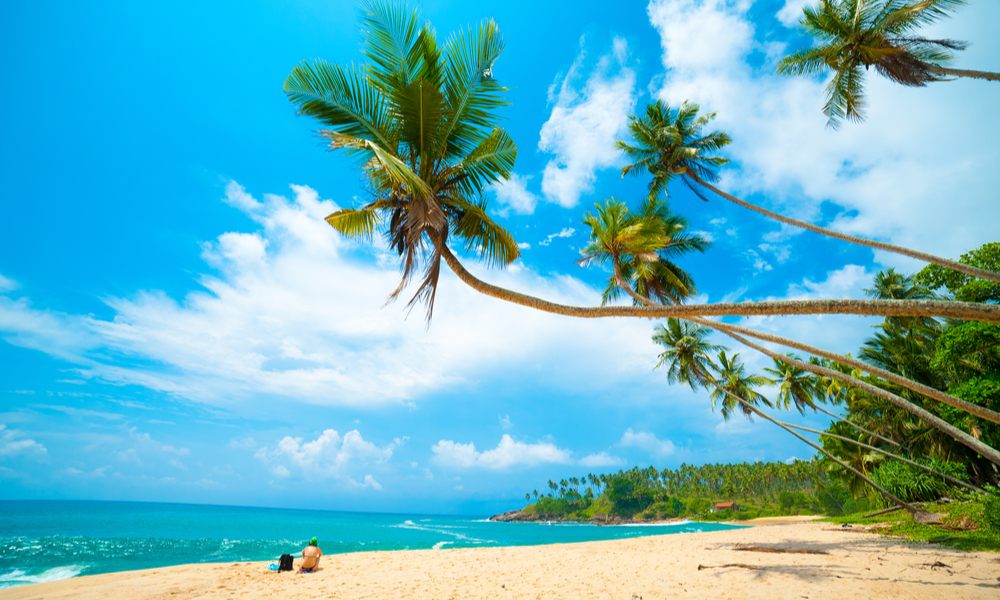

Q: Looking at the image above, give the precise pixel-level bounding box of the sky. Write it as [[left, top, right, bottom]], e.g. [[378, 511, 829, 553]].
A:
[[1, 0, 997, 515]]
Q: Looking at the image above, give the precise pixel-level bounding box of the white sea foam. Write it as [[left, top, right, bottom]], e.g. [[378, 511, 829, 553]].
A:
[[432, 541, 453, 550], [0, 565, 85, 589]]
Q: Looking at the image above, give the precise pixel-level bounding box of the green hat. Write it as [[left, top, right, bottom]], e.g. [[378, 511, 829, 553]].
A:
[[310, 537, 318, 546]]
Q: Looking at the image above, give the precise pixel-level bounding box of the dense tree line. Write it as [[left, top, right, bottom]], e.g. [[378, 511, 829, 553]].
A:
[[521, 460, 860, 520]]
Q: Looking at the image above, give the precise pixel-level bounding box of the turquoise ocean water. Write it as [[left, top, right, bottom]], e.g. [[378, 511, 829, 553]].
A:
[[0, 500, 744, 589]]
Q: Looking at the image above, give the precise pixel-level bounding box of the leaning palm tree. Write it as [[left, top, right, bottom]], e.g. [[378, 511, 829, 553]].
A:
[[709, 351, 774, 421], [764, 354, 821, 414], [578, 197, 709, 306], [283, 1, 519, 319], [616, 99, 1000, 284], [777, 0, 999, 127], [652, 319, 722, 391]]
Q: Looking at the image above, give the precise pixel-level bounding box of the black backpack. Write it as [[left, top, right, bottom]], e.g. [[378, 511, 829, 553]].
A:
[[278, 554, 294, 572]]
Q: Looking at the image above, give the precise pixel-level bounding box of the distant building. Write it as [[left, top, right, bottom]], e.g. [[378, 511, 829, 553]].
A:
[[712, 502, 739, 512]]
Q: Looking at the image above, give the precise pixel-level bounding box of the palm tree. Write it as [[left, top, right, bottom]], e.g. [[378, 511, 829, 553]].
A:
[[709, 351, 774, 421], [764, 354, 821, 414], [283, 1, 519, 319], [777, 0, 999, 127], [578, 197, 709, 306], [616, 100, 1000, 284], [652, 319, 723, 390]]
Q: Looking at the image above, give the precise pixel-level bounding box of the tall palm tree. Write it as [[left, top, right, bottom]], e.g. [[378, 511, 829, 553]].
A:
[[708, 351, 774, 421], [777, 0, 999, 127], [616, 99, 1000, 284], [578, 197, 709, 306], [283, 1, 519, 319]]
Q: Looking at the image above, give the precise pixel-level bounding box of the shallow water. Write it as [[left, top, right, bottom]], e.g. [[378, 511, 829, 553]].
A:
[[0, 500, 744, 589]]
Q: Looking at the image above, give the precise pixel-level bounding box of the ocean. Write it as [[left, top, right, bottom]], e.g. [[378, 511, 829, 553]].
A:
[[0, 500, 744, 589]]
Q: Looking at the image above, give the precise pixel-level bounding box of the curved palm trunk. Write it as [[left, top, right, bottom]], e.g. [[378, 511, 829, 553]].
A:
[[688, 175, 1000, 285], [812, 404, 900, 447], [437, 244, 1000, 322], [926, 65, 1000, 82], [712, 383, 935, 521], [607, 260, 1000, 466], [719, 329, 1000, 468], [780, 422, 982, 494], [684, 318, 1000, 426]]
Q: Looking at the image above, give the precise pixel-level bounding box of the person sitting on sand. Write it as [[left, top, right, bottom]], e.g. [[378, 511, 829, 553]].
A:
[[299, 537, 322, 573]]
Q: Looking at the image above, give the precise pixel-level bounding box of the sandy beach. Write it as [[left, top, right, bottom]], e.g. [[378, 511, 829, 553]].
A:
[[3, 521, 997, 600]]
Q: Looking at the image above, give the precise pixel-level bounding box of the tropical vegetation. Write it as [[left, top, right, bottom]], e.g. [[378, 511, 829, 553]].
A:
[[285, 2, 1000, 523], [519, 460, 858, 522], [777, 0, 999, 127]]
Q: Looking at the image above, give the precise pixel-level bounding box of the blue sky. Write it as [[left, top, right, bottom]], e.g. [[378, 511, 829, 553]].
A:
[[1, 0, 997, 515]]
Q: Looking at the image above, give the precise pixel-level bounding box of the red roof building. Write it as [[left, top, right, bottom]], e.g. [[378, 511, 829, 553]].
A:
[[713, 502, 739, 511]]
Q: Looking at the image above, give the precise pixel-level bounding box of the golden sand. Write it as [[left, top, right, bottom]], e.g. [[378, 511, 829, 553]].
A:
[[3, 522, 998, 600]]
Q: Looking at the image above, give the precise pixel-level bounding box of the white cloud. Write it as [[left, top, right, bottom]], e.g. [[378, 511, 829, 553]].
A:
[[776, 0, 811, 27], [499, 415, 512, 430], [617, 428, 675, 457], [255, 428, 404, 482], [0, 182, 665, 411], [0, 425, 47, 458], [493, 173, 538, 216], [648, 0, 1000, 262], [0, 273, 18, 293], [578, 451, 625, 467], [538, 228, 576, 247], [517, 242, 531, 250], [538, 37, 636, 208], [161, 445, 190, 455], [359, 474, 383, 490], [431, 434, 573, 470]]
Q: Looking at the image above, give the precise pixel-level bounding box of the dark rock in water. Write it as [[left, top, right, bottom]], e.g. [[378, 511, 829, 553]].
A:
[[489, 510, 524, 522]]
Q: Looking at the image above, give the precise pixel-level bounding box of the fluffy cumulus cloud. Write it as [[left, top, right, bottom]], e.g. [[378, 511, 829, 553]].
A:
[[0, 182, 668, 410], [647, 0, 1000, 262], [254, 428, 402, 488], [538, 37, 636, 208], [617, 428, 675, 457], [492, 173, 538, 216], [431, 435, 573, 470]]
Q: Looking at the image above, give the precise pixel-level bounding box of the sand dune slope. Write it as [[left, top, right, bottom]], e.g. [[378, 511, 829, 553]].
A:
[[3, 522, 998, 600]]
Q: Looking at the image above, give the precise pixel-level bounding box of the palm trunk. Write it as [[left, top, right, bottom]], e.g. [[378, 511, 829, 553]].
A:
[[812, 404, 900, 447], [684, 318, 1000, 426], [720, 328, 1000, 468], [712, 384, 936, 522], [780, 422, 982, 493], [926, 65, 1000, 82], [437, 244, 1000, 322], [688, 175, 1000, 285], [608, 260, 1000, 466]]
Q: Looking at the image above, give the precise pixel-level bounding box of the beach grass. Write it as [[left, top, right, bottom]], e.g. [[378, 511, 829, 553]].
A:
[[824, 499, 1000, 552]]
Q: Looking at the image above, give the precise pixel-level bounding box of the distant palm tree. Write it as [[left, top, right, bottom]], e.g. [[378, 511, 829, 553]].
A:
[[764, 354, 821, 415], [283, 1, 519, 319], [777, 0, 999, 127], [616, 99, 1000, 285], [708, 351, 774, 421], [652, 319, 723, 390]]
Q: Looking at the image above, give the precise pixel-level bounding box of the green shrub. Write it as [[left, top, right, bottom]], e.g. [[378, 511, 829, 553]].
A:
[[869, 459, 965, 508], [984, 488, 1000, 532]]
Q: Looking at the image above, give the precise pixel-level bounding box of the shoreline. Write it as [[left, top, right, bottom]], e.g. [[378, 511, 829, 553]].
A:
[[489, 509, 826, 527], [4, 521, 997, 599]]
